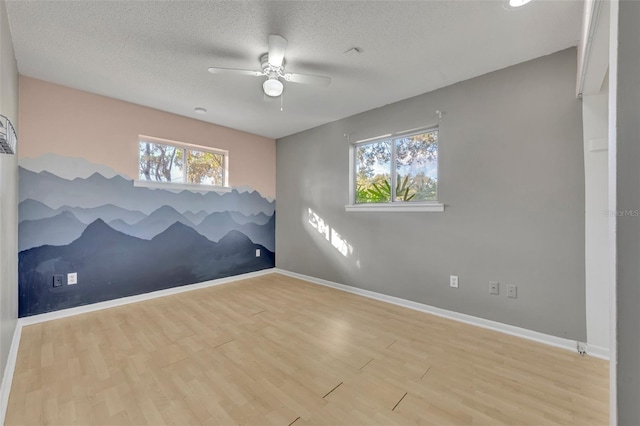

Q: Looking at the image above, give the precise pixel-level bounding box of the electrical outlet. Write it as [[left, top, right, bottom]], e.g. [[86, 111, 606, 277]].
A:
[[67, 272, 77, 285], [53, 275, 63, 288], [507, 284, 517, 299], [255, 249, 261, 257], [450, 275, 459, 288], [489, 281, 499, 295], [577, 342, 587, 356]]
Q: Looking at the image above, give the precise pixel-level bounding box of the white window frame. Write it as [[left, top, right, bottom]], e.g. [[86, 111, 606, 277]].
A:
[[134, 135, 230, 193], [346, 127, 444, 212]]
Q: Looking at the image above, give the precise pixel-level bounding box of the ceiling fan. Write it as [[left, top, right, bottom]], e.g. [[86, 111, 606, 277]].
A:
[[208, 35, 331, 98]]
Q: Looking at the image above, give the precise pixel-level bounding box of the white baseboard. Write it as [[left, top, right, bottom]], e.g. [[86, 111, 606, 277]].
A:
[[0, 320, 23, 425], [274, 268, 607, 359], [587, 344, 610, 360], [20, 268, 275, 326]]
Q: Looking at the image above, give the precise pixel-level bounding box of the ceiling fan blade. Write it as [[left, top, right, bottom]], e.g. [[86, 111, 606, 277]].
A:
[[208, 67, 263, 77], [268, 35, 287, 68], [283, 72, 332, 87]]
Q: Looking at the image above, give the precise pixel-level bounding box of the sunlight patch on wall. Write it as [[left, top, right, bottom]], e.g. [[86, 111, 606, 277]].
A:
[[307, 208, 354, 258]]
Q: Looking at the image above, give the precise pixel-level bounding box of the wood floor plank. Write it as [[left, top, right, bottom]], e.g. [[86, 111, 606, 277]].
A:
[[6, 273, 608, 425]]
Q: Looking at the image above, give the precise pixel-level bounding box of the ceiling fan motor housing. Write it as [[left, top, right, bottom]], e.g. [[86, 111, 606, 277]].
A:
[[260, 53, 285, 77]]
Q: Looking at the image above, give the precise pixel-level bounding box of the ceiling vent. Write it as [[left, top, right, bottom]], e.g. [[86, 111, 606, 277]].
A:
[[0, 115, 17, 155]]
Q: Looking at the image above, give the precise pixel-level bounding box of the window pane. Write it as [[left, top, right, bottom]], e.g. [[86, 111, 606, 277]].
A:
[[355, 140, 392, 203], [138, 141, 184, 182], [187, 150, 225, 186], [395, 130, 438, 201]]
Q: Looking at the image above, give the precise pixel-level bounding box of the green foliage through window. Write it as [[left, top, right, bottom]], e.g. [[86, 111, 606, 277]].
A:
[[139, 140, 227, 187], [355, 129, 438, 203]]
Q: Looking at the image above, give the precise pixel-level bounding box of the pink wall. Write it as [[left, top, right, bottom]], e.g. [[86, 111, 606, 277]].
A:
[[19, 77, 276, 198]]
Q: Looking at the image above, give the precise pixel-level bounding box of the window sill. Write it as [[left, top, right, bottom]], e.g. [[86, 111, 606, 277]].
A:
[[134, 180, 232, 193], [344, 202, 445, 212]]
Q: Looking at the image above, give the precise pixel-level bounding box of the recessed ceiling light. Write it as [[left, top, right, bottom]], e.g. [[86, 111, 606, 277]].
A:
[[506, 0, 533, 8], [194, 107, 207, 114]]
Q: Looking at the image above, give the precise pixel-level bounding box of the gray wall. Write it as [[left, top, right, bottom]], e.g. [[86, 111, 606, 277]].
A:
[[276, 48, 586, 340], [0, 0, 19, 397], [616, 1, 640, 423]]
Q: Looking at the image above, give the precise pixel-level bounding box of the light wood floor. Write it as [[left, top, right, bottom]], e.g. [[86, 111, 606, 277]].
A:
[[6, 273, 608, 425]]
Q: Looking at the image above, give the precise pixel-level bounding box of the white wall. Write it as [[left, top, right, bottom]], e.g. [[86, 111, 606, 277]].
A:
[[0, 0, 19, 409], [582, 88, 610, 354]]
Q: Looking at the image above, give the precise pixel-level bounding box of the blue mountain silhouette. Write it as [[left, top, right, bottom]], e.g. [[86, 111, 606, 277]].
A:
[[182, 210, 209, 225], [19, 198, 146, 227], [195, 211, 275, 251], [195, 211, 242, 241], [109, 205, 196, 239], [237, 214, 275, 252], [229, 211, 271, 225], [19, 219, 274, 317], [19, 211, 86, 251], [19, 167, 274, 216], [57, 204, 146, 225], [18, 199, 58, 222]]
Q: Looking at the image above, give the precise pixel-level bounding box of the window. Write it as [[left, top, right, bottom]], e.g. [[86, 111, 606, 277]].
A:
[[137, 136, 228, 190], [349, 128, 441, 211]]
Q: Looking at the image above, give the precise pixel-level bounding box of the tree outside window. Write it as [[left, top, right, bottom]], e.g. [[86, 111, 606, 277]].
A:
[[139, 140, 227, 187], [355, 129, 438, 204]]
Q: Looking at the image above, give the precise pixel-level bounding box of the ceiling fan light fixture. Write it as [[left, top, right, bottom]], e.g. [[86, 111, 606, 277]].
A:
[[263, 77, 284, 97]]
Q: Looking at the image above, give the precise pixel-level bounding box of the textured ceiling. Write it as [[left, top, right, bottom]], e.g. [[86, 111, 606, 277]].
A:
[[6, 1, 582, 139]]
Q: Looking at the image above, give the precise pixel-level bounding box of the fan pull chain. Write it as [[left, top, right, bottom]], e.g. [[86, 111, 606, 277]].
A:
[[280, 91, 284, 111]]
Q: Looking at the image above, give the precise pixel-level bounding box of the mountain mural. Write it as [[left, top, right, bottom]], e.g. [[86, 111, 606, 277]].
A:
[[182, 210, 209, 225], [19, 220, 274, 316], [18, 156, 275, 317], [18, 199, 59, 222], [58, 204, 147, 225], [19, 203, 276, 252], [229, 211, 272, 226], [19, 168, 274, 216], [19, 211, 86, 251], [196, 213, 275, 251], [107, 205, 197, 240], [20, 199, 147, 225], [20, 153, 121, 180]]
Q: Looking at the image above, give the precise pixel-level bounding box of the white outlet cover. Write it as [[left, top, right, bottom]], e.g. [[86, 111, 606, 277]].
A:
[[450, 275, 459, 288], [255, 249, 261, 257], [67, 272, 78, 285]]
